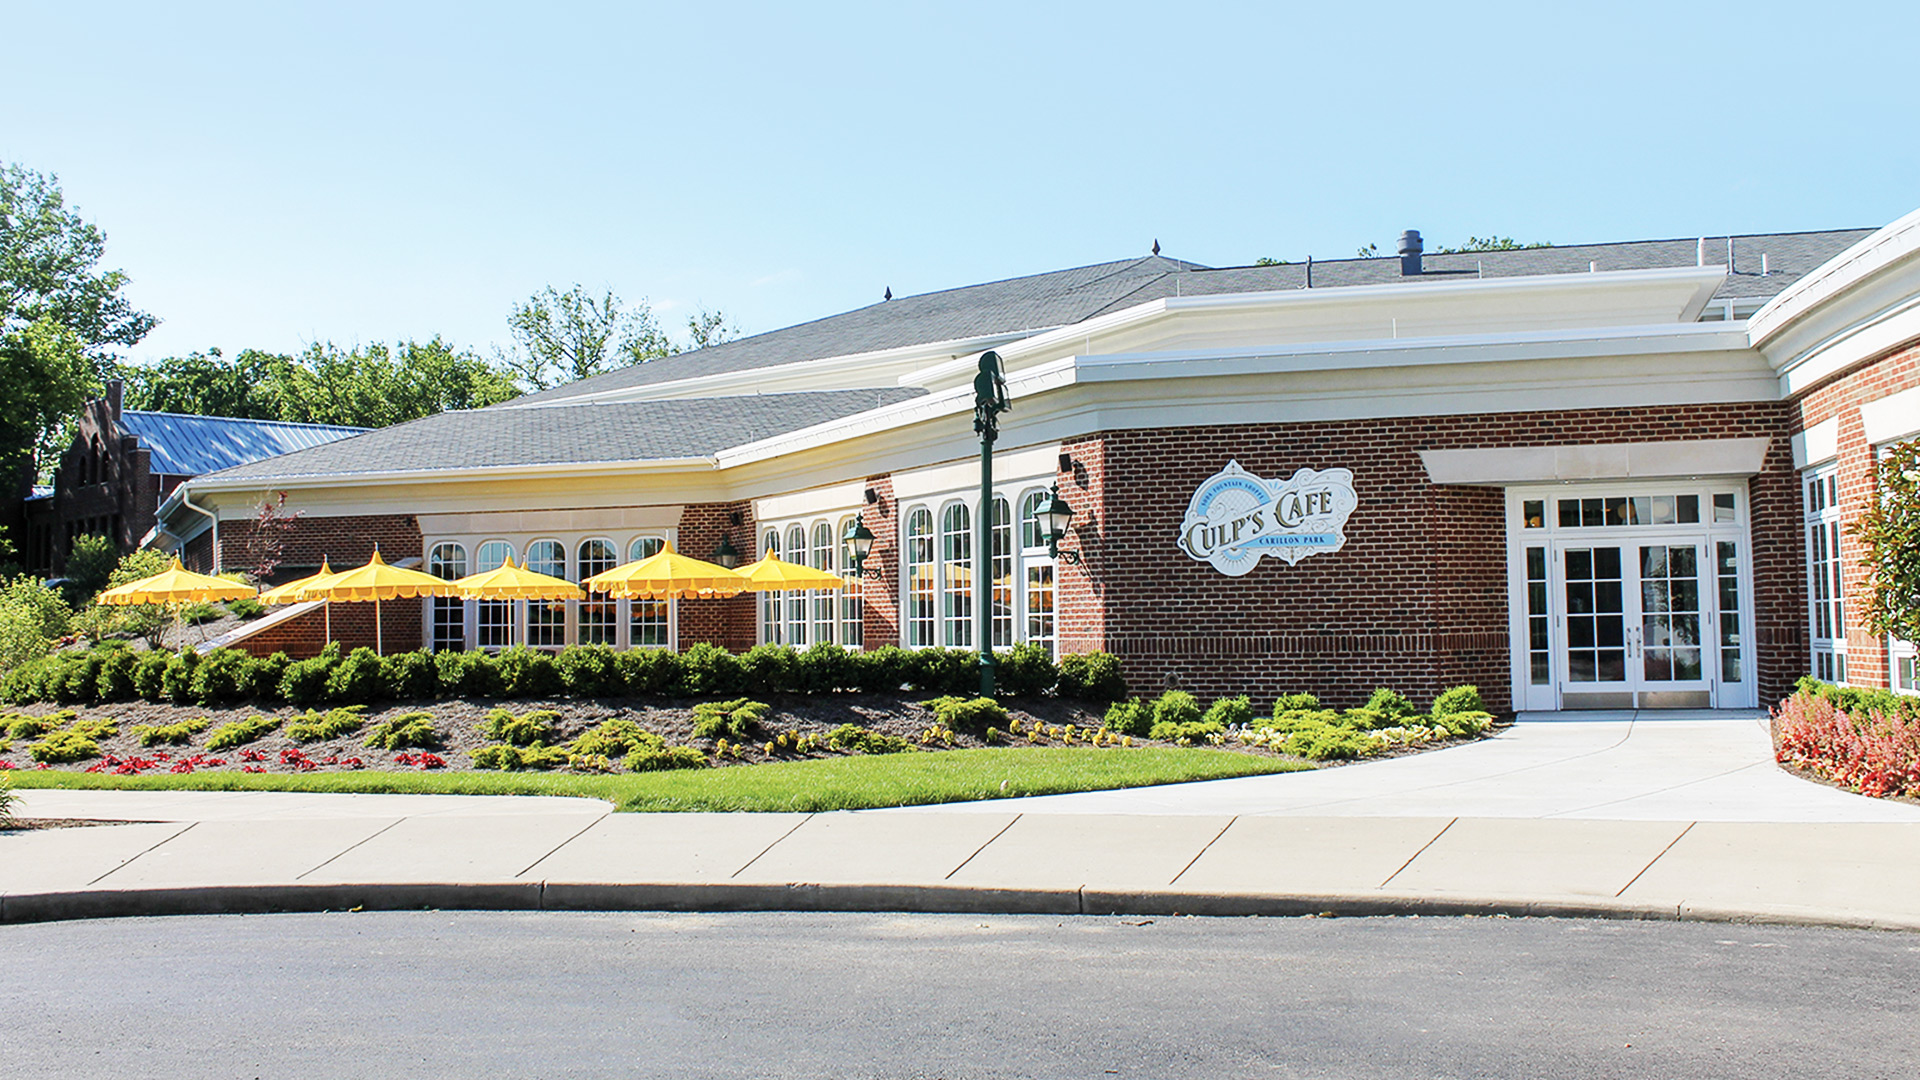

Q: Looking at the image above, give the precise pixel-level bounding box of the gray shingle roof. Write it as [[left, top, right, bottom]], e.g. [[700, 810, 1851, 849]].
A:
[[118, 411, 366, 476], [199, 389, 926, 482], [513, 229, 1870, 407]]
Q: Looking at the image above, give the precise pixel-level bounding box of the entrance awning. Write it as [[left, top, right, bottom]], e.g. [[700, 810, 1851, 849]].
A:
[[1417, 437, 1771, 486]]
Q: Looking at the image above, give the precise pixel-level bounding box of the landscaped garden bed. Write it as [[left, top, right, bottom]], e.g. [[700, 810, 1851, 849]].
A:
[[0, 641, 1498, 811], [1774, 678, 1920, 801]]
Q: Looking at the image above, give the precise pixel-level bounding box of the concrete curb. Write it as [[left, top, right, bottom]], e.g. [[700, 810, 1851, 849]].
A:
[[5, 881, 1919, 933]]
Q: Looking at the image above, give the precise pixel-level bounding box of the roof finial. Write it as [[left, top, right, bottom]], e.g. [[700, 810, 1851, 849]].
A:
[[1151, 239, 1160, 256], [883, 286, 892, 301]]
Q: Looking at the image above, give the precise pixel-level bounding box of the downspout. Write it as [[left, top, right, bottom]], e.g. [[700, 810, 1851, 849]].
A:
[[178, 489, 219, 572]]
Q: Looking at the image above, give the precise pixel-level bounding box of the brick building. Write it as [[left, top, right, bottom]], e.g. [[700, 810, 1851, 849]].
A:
[[154, 214, 1920, 712]]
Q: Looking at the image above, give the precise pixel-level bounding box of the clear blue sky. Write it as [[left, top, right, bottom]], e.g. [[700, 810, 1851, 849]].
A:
[[6, 1, 1917, 364]]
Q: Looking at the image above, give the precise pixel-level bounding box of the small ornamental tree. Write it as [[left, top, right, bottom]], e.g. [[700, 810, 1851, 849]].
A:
[[1855, 440, 1920, 642]]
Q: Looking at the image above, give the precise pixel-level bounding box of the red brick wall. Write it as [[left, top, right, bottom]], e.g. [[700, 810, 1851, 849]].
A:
[[1787, 338, 1920, 688], [676, 500, 758, 652], [217, 513, 425, 657], [1084, 402, 1801, 711], [234, 599, 421, 659], [1056, 435, 1107, 655], [858, 474, 898, 650]]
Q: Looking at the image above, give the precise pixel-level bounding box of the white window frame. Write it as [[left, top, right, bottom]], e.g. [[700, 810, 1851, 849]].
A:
[[1804, 466, 1846, 685], [424, 528, 678, 653], [895, 477, 1060, 653]]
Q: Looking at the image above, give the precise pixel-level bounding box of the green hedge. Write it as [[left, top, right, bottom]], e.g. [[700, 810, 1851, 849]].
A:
[[0, 642, 1126, 709]]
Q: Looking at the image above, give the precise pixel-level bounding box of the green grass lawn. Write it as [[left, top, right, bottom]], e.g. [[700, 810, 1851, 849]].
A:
[[3, 748, 1309, 813]]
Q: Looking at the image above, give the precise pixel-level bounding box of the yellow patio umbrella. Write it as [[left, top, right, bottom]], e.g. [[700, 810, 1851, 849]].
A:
[[731, 552, 848, 592], [583, 541, 747, 600], [450, 555, 583, 600], [96, 556, 257, 606], [295, 550, 458, 654], [259, 559, 344, 641]]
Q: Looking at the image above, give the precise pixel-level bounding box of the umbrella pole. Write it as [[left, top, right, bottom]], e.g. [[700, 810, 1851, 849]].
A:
[[375, 597, 384, 656]]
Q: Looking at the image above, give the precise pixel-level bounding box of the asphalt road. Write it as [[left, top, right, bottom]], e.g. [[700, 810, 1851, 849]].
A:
[[3, 912, 1916, 1079]]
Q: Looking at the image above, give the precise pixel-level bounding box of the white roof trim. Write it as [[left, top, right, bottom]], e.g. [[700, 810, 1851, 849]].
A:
[[1419, 438, 1772, 485], [1750, 206, 1920, 350]]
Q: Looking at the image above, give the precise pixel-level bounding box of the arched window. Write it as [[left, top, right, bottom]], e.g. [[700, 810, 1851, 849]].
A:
[[525, 540, 566, 647], [990, 496, 1013, 649], [906, 508, 936, 647], [838, 515, 863, 649], [1020, 490, 1056, 656], [941, 502, 972, 648], [628, 536, 669, 648], [427, 542, 466, 652], [811, 521, 836, 645], [475, 540, 515, 649], [785, 524, 809, 647], [761, 529, 782, 644], [576, 539, 617, 646]]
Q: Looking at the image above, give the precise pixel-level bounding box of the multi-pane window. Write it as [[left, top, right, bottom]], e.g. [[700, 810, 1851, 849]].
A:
[[1805, 469, 1846, 683], [475, 540, 515, 649], [785, 524, 809, 647], [1020, 491, 1055, 656], [576, 539, 617, 645], [1524, 546, 1549, 685], [1717, 541, 1744, 685], [837, 515, 863, 648], [811, 522, 836, 645], [1557, 494, 1703, 528], [628, 536, 669, 648], [760, 530, 783, 644], [941, 502, 973, 648], [525, 539, 566, 647], [989, 497, 1013, 648], [906, 509, 936, 647], [428, 542, 466, 652]]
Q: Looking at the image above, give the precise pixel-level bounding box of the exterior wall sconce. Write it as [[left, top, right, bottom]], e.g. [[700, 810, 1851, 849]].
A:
[[712, 534, 741, 569], [843, 517, 881, 579], [1042, 485, 1082, 564]]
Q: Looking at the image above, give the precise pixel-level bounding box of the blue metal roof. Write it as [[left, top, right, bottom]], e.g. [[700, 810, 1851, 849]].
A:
[[118, 411, 367, 477]]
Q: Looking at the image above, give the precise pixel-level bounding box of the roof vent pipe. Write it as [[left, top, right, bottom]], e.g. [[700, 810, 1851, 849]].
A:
[[1305, 255, 1313, 288], [1397, 230, 1423, 276], [1697, 238, 1705, 266]]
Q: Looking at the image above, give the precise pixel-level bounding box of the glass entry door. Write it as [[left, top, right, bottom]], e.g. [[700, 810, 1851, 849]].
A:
[[1558, 539, 1711, 708]]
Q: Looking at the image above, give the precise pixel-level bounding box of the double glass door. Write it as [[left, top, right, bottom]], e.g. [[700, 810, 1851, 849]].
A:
[[1559, 539, 1712, 707]]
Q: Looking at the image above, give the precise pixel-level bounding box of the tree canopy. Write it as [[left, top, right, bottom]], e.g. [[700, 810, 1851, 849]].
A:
[[0, 163, 156, 479], [497, 283, 738, 391], [1855, 441, 1920, 643]]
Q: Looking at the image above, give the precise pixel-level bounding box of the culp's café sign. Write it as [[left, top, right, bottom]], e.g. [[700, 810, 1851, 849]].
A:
[[1177, 460, 1359, 576]]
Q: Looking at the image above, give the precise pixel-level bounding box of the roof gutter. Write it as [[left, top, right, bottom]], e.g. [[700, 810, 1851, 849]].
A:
[[178, 490, 220, 572], [181, 455, 720, 494]]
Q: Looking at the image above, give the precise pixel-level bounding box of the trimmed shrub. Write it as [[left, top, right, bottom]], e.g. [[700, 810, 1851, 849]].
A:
[[624, 744, 706, 771], [569, 718, 657, 758], [188, 648, 251, 705], [1272, 693, 1322, 714], [795, 642, 857, 693], [478, 707, 560, 747], [1283, 722, 1385, 761], [995, 642, 1058, 699], [1150, 690, 1203, 727], [494, 646, 559, 699], [132, 718, 209, 747], [380, 650, 438, 701], [31, 727, 108, 764], [7, 711, 72, 739], [225, 597, 267, 620], [279, 643, 341, 705], [238, 652, 291, 700], [470, 742, 571, 771], [133, 650, 173, 701], [287, 705, 367, 742], [908, 648, 977, 695], [324, 647, 386, 703], [921, 695, 1009, 731], [618, 647, 681, 695], [738, 644, 798, 695], [364, 711, 441, 750], [854, 646, 913, 693], [161, 649, 201, 703], [555, 645, 620, 697], [691, 698, 770, 741], [1057, 652, 1126, 702], [180, 602, 223, 626], [94, 646, 138, 703], [826, 723, 911, 754], [207, 714, 281, 752], [1104, 699, 1152, 737], [1432, 710, 1495, 738], [436, 649, 500, 698], [1148, 719, 1224, 745], [46, 650, 103, 704], [1431, 685, 1485, 717], [1203, 696, 1255, 728], [678, 643, 743, 696]]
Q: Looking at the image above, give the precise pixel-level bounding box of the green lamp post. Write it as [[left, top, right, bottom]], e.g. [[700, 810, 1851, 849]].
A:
[[973, 350, 1010, 697]]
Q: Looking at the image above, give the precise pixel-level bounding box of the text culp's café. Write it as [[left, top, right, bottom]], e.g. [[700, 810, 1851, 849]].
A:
[[148, 217, 1920, 712]]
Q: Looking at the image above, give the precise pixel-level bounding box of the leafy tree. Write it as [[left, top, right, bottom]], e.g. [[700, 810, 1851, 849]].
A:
[[684, 307, 739, 351], [1856, 441, 1920, 642], [1434, 236, 1552, 254], [1253, 257, 1288, 267], [497, 285, 740, 390], [1355, 242, 1379, 259], [116, 348, 284, 419], [0, 575, 72, 670], [0, 164, 157, 481], [91, 547, 173, 648], [60, 532, 119, 606]]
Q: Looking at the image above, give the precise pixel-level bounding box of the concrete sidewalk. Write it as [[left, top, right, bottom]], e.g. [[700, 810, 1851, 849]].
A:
[[7, 711, 1920, 930]]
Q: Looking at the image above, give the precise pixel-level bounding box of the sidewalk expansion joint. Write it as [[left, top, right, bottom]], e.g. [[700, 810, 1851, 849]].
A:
[[1168, 816, 1238, 886], [944, 814, 1021, 880], [85, 822, 197, 887], [730, 814, 814, 879], [1378, 817, 1456, 889], [1615, 820, 1696, 898], [515, 812, 614, 879], [295, 817, 405, 881]]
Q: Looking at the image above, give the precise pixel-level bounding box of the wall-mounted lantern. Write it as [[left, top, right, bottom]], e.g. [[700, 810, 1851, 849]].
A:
[[1042, 485, 1082, 564]]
